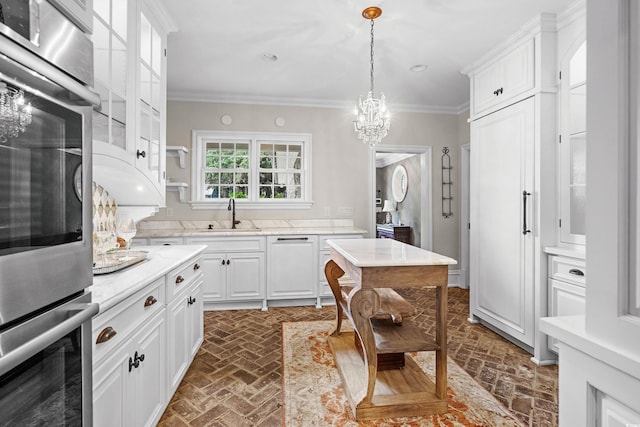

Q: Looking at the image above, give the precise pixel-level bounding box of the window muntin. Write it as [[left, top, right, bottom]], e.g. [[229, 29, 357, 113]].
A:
[[191, 131, 312, 208], [259, 142, 302, 199], [203, 140, 250, 199]]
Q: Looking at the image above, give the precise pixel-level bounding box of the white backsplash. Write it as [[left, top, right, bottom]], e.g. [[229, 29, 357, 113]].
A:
[[137, 218, 355, 232]]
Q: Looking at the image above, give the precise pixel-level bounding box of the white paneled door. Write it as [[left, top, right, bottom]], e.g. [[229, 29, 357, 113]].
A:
[[470, 97, 535, 347]]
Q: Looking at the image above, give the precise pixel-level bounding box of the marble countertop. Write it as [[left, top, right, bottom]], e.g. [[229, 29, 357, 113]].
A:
[[135, 219, 368, 238], [89, 245, 207, 313], [543, 245, 586, 260], [328, 238, 457, 267], [540, 315, 640, 378]]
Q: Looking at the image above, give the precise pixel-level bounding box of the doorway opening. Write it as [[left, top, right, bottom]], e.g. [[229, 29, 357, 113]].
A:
[[369, 145, 432, 249]]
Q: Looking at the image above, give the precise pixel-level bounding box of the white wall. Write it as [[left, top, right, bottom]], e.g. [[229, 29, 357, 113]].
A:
[[155, 100, 463, 259]]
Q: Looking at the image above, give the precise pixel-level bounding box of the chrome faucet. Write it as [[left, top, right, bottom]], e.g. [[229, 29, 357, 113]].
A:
[[227, 198, 240, 229]]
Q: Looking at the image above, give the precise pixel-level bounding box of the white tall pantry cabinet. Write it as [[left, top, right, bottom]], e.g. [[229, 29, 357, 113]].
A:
[[464, 15, 558, 363]]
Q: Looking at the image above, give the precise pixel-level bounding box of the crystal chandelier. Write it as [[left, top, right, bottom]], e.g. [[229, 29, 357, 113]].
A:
[[0, 82, 32, 143], [353, 6, 390, 147]]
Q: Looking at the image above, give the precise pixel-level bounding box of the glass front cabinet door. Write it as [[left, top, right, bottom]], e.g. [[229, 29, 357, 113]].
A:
[[559, 41, 587, 246]]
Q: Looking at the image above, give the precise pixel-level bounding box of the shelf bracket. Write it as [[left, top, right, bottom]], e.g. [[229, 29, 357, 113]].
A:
[[166, 146, 189, 168]]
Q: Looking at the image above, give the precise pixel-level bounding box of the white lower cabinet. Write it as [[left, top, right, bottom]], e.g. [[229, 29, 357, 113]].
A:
[[547, 255, 585, 353], [267, 235, 318, 300], [226, 252, 265, 299], [167, 278, 203, 395], [134, 232, 364, 309], [92, 254, 203, 427], [93, 311, 166, 427], [185, 237, 266, 308]]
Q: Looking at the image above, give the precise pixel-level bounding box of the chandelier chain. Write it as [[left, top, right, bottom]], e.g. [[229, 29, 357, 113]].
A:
[[369, 18, 375, 94]]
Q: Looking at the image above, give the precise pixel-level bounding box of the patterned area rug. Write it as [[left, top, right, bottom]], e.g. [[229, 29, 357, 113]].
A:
[[282, 321, 526, 427]]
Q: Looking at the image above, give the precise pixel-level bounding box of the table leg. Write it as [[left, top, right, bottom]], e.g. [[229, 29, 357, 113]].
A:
[[324, 259, 345, 336], [435, 285, 448, 399], [348, 288, 380, 406]]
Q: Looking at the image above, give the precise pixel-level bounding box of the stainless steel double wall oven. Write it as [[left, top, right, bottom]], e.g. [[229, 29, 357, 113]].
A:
[[0, 1, 100, 425]]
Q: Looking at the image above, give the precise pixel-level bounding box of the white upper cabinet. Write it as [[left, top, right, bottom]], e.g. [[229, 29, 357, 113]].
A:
[[472, 39, 535, 116], [464, 14, 557, 120], [92, 0, 175, 210], [93, 0, 129, 153], [559, 41, 587, 246], [135, 6, 166, 196]]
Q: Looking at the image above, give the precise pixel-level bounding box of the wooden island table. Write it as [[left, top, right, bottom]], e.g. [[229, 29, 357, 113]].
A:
[[324, 238, 457, 420]]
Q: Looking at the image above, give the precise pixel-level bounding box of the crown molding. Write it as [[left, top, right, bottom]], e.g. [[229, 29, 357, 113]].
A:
[[556, 0, 586, 31], [168, 91, 467, 115], [461, 13, 557, 76]]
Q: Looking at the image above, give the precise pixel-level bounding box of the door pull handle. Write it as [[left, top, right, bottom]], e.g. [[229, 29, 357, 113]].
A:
[[522, 191, 531, 235]]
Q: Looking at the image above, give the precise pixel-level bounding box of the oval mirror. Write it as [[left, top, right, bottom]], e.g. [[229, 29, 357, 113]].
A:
[[391, 165, 408, 202]]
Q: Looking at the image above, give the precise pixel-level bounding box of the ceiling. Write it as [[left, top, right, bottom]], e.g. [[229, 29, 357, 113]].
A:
[[159, 0, 576, 113]]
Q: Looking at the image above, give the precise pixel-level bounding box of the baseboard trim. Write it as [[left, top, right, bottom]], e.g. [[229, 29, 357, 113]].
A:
[[448, 269, 462, 287]]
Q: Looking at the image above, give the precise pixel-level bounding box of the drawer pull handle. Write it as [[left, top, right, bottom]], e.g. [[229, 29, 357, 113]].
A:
[[569, 269, 584, 277], [193, 263, 200, 271], [144, 296, 157, 307], [277, 237, 309, 241], [176, 275, 185, 284], [96, 326, 117, 344]]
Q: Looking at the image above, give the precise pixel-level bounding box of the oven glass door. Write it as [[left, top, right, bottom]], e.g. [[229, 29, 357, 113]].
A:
[[0, 327, 83, 426], [0, 293, 97, 427], [0, 0, 37, 45], [0, 78, 84, 256]]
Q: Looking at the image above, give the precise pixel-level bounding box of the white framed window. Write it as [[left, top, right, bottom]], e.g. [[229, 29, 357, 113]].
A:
[[190, 130, 313, 209]]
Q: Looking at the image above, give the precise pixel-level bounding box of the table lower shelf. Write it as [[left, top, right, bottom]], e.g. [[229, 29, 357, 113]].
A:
[[327, 331, 448, 420]]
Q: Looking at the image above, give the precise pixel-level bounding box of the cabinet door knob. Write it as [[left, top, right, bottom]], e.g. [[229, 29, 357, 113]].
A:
[[176, 275, 185, 284], [569, 269, 585, 276], [226, 259, 230, 265], [144, 296, 157, 307], [96, 326, 117, 344], [221, 259, 226, 265], [193, 263, 200, 270], [136, 149, 146, 158]]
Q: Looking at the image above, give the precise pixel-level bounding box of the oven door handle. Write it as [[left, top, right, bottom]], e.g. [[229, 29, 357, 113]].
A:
[[0, 301, 99, 377]]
